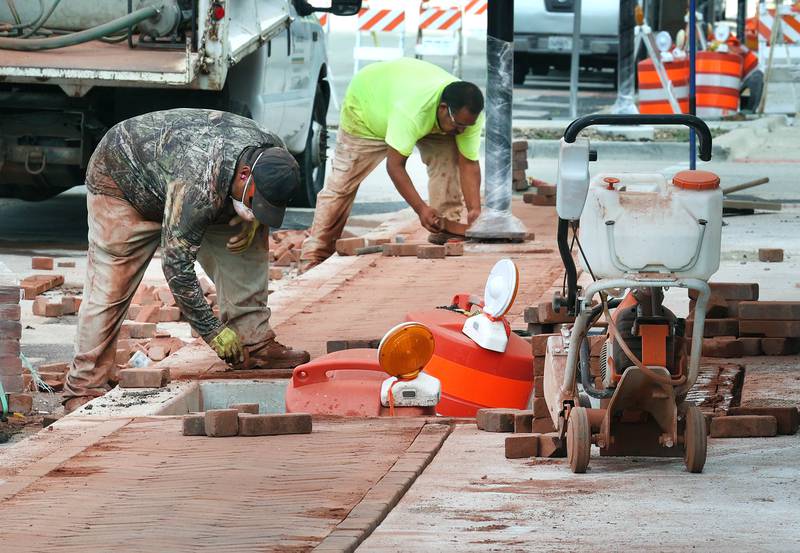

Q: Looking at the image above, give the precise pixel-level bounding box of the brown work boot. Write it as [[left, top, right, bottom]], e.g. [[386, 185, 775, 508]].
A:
[[243, 338, 310, 370], [63, 396, 93, 414]]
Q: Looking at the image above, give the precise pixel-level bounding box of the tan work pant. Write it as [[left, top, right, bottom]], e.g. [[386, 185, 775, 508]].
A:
[[301, 129, 464, 263], [64, 191, 273, 400]]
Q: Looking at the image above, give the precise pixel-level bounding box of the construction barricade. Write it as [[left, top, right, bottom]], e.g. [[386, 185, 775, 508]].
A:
[[415, 2, 464, 76], [637, 58, 690, 114], [696, 51, 743, 118], [353, 2, 407, 75]]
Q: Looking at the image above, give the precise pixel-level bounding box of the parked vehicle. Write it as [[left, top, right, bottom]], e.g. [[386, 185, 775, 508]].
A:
[[0, 0, 360, 206]]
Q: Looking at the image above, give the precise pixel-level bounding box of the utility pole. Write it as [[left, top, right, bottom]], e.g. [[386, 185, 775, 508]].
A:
[[612, 0, 639, 114]]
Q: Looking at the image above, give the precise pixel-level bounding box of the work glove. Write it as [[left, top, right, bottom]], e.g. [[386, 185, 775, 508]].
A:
[[226, 215, 260, 254], [210, 327, 244, 365]]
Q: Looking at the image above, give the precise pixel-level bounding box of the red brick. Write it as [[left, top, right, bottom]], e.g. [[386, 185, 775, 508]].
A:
[[740, 320, 800, 338], [118, 367, 170, 388], [0, 355, 22, 374], [268, 267, 283, 280], [739, 301, 800, 321], [0, 286, 21, 304], [335, 237, 366, 256], [537, 302, 573, 324], [132, 285, 157, 305], [237, 413, 312, 436], [442, 219, 468, 236], [32, 297, 62, 317], [531, 333, 556, 356], [57, 260, 76, 268], [476, 408, 518, 432], [512, 140, 529, 152], [524, 193, 556, 206], [198, 276, 216, 295], [135, 304, 160, 323], [505, 434, 539, 459], [689, 282, 759, 301], [537, 432, 567, 458], [417, 245, 446, 259], [0, 340, 20, 357], [61, 295, 82, 315], [122, 322, 156, 339], [148, 346, 167, 362], [702, 337, 744, 358], [534, 376, 544, 398], [728, 407, 798, 435], [158, 306, 181, 322], [231, 403, 260, 414], [686, 318, 739, 337], [532, 397, 549, 418], [444, 241, 464, 256], [758, 248, 783, 262], [0, 374, 23, 393], [532, 416, 556, 433], [154, 287, 176, 307], [6, 393, 32, 414], [31, 257, 54, 270], [513, 410, 533, 433], [272, 251, 294, 267], [512, 158, 528, 171], [21, 275, 63, 300], [38, 362, 68, 373], [759, 337, 800, 355], [182, 413, 206, 436], [0, 304, 20, 320], [533, 356, 545, 377], [710, 415, 777, 438], [382, 243, 421, 257], [0, 320, 22, 340], [738, 337, 763, 356], [115, 349, 131, 365], [205, 409, 239, 437]]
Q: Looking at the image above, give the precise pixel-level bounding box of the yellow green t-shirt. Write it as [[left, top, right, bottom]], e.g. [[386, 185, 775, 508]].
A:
[[339, 58, 484, 161]]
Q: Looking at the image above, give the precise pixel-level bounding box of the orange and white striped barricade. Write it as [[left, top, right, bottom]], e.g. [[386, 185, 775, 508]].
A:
[[755, 4, 800, 63], [415, 2, 464, 76], [695, 51, 743, 118], [637, 58, 690, 114], [460, 0, 486, 53], [353, 3, 407, 75]]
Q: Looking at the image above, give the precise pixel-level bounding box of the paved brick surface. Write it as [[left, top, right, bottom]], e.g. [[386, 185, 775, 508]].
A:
[[0, 417, 427, 552]]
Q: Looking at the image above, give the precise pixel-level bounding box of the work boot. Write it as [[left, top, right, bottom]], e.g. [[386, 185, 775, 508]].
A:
[[63, 396, 93, 415], [243, 338, 310, 370], [427, 231, 464, 245]]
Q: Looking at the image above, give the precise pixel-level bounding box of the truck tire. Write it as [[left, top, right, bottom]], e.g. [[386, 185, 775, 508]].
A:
[[290, 83, 329, 208], [513, 56, 529, 85]]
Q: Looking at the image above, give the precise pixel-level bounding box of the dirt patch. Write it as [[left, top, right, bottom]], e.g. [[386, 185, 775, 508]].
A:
[[48, 465, 103, 477]]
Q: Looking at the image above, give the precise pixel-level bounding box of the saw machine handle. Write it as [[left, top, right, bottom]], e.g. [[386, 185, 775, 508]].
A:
[[562, 114, 713, 161]]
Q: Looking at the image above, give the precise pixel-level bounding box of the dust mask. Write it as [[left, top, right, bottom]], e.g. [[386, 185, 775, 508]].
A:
[[231, 149, 264, 222]]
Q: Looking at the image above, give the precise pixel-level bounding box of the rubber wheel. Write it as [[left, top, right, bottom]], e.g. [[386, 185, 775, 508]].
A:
[[567, 406, 591, 474], [513, 57, 528, 85], [683, 404, 707, 473], [290, 83, 328, 208], [578, 393, 592, 409]]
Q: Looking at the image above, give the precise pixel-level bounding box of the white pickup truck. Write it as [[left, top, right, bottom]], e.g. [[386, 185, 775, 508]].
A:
[[0, 0, 359, 206]]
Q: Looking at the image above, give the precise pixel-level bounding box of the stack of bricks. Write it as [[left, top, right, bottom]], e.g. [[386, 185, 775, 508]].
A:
[[31, 294, 82, 318], [183, 404, 313, 437], [523, 300, 574, 336], [512, 140, 529, 191], [269, 229, 309, 271], [522, 179, 557, 207], [684, 363, 745, 419], [0, 285, 23, 394], [474, 408, 565, 459], [20, 274, 63, 300], [688, 282, 800, 357], [381, 239, 464, 259], [24, 362, 69, 392], [127, 283, 194, 325]]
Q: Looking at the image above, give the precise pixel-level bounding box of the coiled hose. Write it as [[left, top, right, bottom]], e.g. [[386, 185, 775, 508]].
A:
[[0, 5, 158, 51]]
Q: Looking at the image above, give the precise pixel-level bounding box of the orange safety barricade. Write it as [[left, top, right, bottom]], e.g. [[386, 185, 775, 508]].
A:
[[637, 58, 689, 114], [696, 51, 742, 118]]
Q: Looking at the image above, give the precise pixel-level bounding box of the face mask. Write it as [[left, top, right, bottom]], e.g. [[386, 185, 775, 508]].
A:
[[231, 149, 265, 222]]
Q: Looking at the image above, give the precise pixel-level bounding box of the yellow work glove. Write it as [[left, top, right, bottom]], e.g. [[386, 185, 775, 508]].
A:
[[210, 327, 244, 365], [226, 216, 260, 254]]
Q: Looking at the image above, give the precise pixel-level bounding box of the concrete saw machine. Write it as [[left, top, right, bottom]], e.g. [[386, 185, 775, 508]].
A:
[[544, 114, 721, 474]]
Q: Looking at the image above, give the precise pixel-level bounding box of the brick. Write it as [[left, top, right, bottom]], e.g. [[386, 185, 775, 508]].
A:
[[702, 337, 744, 358], [0, 320, 22, 340], [382, 243, 421, 257], [417, 245, 446, 259], [148, 346, 167, 362], [366, 237, 391, 247], [738, 337, 763, 356], [740, 320, 800, 338], [759, 337, 800, 355], [231, 403, 259, 414], [57, 260, 76, 268], [182, 413, 206, 436], [758, 248, 784, 262], [524, 306, 540, 324], [335, 237, 366, 256], [115, 348, 131, 365], [33, 297, 62, 317], [122, 322, 157, 339], [512, 158, 528, 171], [689, 293, 731, 319], [689, 282, 758, 301], [60, 295, 82, 315], [513, 410, 533, 433], [710, 415, 777, 438], [132, 285, 158, 305], [686, 318, 739, 337], [237, 412, 312, 436], [513, 178, 529, 192], [0, 355, 22, 374], [38, 362, 68, 373], [205, 409, 239, 437], [0, 340, 20, 357], [523, 192, 556, 206], [532, 397, 549, 418], [7, 393, 32, 414], [532, 416, 556, 434], [153, 287, 175, 307], [739, 301, 800, 321], [512, 140, 529, 152], [728, 407, 798, 435], [531, 333, 556, 356], [537, 432, 567, 458], [442, 219, 468, 236], [0, 374, 23, 393], [533, 356, 545, 377], [118, 367, 170, 388], [354, 245, 383, 255], [0, 304, 20, 320], [198, 276, 216, 295], [505, 434, 539, 459], [537, 302, 573, 324], [268, 267, 283, 280], [0, 286, 21, 304], [444, 241, 464, 256], [158, 306, 181, 323], [31, 257, 54, 270], [135, 304, 160, 323], [534, 376, 544, 398], [476, 408, 518, 432]]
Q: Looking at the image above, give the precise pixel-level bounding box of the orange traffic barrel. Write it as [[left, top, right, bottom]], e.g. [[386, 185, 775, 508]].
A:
[[696, 51, 743, 118], [637, 58, 690, 114], [404, 309, 534, 416]]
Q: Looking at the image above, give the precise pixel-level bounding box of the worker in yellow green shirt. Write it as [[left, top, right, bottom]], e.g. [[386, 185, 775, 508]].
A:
[[301, 58, 485, 266]]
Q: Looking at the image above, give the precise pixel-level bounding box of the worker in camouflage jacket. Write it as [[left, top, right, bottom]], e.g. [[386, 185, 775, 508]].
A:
[[63, 108, 310, 413]]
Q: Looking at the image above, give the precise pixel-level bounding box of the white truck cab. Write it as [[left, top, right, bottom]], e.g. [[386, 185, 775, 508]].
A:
[[0, 0, 360, 206]]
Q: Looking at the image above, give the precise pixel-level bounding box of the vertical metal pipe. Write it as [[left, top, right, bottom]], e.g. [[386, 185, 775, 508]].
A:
[[689, 0, 697, 170], [612, 0, 637, 114], [737, 0, 747, 41], [569, 0, 582, 119]]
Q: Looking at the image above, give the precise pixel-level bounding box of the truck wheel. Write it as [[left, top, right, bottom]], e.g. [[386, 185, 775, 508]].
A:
[[513, 56, 529, 85], [291, 83, 328, 208]]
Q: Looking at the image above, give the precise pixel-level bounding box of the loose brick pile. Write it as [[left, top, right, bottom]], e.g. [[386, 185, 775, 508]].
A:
[[382, 239, 464, 259], [688, 282, 800, 357], [684, 363, 745, 417], [522, 180, 557, 207], [476, 407, 565, 459], [0, 285, 23, 394], [31, 294, 82, 318], [24, 362, 69, 392], [335, 236, 391, 257], [183, 405, 312, 437], [524, 301, 575, 335], [512, 141, 529, 191], [268, 229, 309, 270], [20, 274, 64, 300]]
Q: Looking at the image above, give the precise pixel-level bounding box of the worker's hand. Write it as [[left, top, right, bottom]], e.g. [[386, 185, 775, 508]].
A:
[[466, 207, 481, 226], [417, 205, 442, 233], [210, 327, 244, 365], [227, 216, 260, 254]]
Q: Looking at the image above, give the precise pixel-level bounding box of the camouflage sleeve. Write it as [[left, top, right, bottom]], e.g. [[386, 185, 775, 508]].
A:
[[160, 180, 224, 343]]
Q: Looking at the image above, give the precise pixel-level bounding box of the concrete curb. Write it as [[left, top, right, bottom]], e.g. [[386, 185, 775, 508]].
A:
[[527, 138, 731, 161]]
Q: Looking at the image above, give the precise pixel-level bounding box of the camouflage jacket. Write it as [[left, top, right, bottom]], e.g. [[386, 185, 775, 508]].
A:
[[86, 108, 283, 341]]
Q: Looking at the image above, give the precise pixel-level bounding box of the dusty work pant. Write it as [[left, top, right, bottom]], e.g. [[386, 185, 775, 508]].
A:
[[301, 129, 464, 263], [63, 191, 273, 400]]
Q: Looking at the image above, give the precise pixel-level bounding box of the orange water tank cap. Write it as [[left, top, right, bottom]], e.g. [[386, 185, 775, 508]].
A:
[[672, 170, 720, 191], [603, 177, 620, 190]]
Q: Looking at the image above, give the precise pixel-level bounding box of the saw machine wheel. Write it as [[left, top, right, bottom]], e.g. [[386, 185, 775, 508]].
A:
[[683, 404, 707, 473], [567, 407, 591, 474]]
